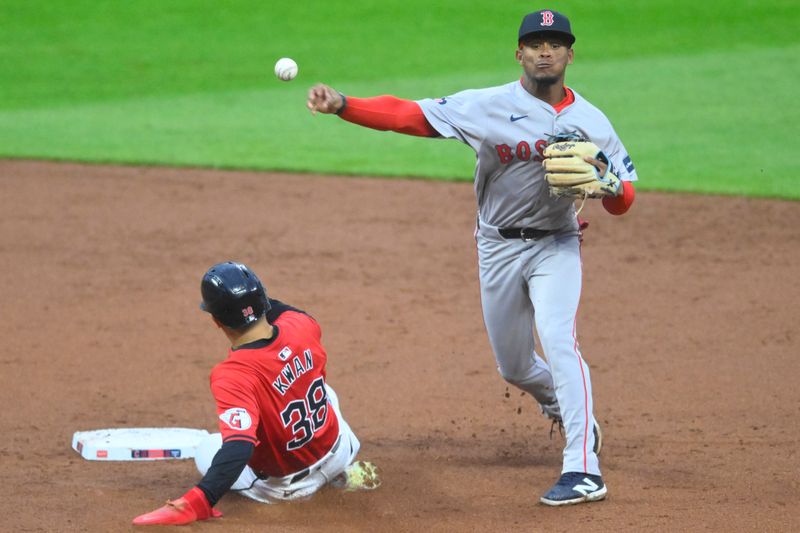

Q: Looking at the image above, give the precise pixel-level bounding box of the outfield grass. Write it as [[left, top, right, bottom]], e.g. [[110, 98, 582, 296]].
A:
[[1, 0, 798, 198]]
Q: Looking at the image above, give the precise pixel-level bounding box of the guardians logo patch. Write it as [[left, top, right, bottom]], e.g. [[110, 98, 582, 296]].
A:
[[219, 407, 252, 430]]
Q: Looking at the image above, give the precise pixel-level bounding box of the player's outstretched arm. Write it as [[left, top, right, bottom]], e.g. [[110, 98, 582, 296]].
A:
[[307, 83, 438, 137], [132, 440, 253, 526]]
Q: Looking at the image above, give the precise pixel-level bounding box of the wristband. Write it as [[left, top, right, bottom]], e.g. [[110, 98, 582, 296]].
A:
[[335, 92, 348, 115]]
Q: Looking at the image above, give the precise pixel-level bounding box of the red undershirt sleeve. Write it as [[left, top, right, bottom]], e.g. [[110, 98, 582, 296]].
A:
[[338, 95, 439, 137], [602, 181, 635, 215]]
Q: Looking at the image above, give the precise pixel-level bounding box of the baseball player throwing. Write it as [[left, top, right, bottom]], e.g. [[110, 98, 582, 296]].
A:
[[307, 9, 637, 505], [133, 262, 379, 526]]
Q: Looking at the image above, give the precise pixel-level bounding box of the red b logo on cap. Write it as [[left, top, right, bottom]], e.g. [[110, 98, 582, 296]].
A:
[[541, 11, 554, 26]]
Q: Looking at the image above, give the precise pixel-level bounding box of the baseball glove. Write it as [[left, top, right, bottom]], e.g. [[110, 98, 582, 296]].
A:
[[542, 133, 622, 199]]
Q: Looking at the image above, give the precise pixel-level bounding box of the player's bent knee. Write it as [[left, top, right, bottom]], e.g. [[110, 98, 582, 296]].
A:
[[194, 433, 223, 476], [496, 365, 528, 385]]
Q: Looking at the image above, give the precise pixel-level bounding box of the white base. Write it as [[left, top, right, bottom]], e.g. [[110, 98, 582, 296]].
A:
[[72, 427, 209, 461]]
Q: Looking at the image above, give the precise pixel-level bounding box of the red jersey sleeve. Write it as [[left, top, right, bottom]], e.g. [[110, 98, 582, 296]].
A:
[[211, 375, 261, 446], [339, 95, 439, 137]]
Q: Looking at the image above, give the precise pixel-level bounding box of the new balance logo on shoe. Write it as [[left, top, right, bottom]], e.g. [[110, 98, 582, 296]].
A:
[[572, 477, 599, 496]]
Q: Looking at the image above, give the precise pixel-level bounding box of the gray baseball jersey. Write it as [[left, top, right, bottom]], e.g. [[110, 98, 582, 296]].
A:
[[417, 81, 638, 229]]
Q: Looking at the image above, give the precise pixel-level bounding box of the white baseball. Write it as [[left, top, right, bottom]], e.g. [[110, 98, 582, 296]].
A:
[[274, 57, 298, 81]]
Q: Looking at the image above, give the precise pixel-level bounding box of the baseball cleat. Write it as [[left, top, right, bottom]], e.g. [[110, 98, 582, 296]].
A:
[[539, 472, 607, 506], [335, 461, 381, 491]]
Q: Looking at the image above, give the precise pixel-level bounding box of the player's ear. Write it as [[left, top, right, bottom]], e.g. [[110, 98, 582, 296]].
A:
[[567, 47, 574, 65], [515, 46, 523, 64]]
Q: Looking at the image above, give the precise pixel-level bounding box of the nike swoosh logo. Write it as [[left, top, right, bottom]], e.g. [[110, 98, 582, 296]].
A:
[[510, 114, 528, 122]]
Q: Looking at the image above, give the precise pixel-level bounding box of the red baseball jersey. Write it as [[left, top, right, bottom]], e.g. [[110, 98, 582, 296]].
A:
[[209, 309, 340, 477]]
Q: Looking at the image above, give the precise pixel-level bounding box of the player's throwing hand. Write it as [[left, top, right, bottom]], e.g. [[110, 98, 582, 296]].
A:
[[307, 84, 345, 115]]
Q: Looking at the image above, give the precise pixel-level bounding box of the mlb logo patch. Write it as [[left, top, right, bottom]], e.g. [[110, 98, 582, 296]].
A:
[[278, 347, 292, 361]]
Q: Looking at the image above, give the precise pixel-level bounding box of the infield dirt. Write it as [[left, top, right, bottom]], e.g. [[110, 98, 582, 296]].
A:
[[2, 160, 798, 532]]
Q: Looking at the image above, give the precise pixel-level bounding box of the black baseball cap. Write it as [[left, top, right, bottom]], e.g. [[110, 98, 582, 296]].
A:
[[518, 9, 575, 46]]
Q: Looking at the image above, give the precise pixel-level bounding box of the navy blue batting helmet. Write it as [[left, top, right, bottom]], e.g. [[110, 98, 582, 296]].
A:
[[200, 261, 271, 329]]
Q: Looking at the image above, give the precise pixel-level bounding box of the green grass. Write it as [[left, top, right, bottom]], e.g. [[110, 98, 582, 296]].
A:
[[1, 0, 799, 198]]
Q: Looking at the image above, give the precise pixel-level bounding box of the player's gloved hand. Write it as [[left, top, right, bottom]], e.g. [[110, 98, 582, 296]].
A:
[[132, 486, 222, 526], [543, 135, 622, 198]]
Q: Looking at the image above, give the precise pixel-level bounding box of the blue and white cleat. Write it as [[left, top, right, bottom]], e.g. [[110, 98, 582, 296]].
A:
[[540, 472, 607, 506]]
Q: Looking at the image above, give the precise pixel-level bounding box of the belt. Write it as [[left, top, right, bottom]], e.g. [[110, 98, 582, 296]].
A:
[[498, 227, 556, 241], [257, 434, 342, 484]]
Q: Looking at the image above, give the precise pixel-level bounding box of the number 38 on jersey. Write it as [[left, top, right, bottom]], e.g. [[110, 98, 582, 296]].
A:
[[280, 377, 329, 451]]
